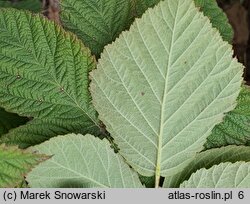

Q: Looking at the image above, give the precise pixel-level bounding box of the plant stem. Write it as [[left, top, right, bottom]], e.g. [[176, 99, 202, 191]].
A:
[[155, 175, 160, 188], [155, 166, 161, 188]]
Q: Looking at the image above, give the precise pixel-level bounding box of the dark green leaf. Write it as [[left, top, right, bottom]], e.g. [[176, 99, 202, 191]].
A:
[[60, 0, 133, 57], [0, 0, 41, 12], [205, 86, 250, 149], [163, 145, 250, 187], [132, 0, 233, 42], [0, 9, 102, 138], [0, 107, 28, 136]]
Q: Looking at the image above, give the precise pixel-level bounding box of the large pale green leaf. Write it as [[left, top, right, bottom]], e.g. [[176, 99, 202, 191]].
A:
[[205, 86, 250, 148], [180, 162, 250, 187], [132, 0, 233, 42], [90, 0, 243, 185], [0, 0, 41, 12], [0, 107, 28, 136], [27, 134, 143, 188], [163, 145, 250, 188], [60, 0, 133, 57], [0, 118, 102, 148], [0, 145, 47, 187], [0, 9, 101, 134]]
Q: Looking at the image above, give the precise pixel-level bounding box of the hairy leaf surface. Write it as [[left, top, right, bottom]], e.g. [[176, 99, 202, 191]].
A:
[[27, 134, 143, 188], [163, 145, 250, 187], [0, 145, 47, 187], [90, 0, 243, 180], [180, 162, 250, 187], [205, 86, 250, 148], [132, 0, 233, 42], [0, 9, 100, 134], [0, 107, 28, 136], [60, 0, 133, 57]]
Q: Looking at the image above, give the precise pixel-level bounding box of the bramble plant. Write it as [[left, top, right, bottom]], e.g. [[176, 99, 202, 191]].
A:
[[0, 0, 250, 188]]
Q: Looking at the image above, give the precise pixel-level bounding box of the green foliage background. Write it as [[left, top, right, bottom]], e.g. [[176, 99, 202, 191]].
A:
[[0, 0, 249, 188], [0, 0, 41, 12]]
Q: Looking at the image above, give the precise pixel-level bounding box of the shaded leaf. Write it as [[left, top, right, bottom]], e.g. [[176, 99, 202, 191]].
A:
[[0, 107, 28, 136], [205, 86, 250, 149], [0, 0, 41, 12], [27, 134, 143, 188], [0, 118, 102, 148], [139, 175, 155, 188], [180, 162, 250, 187], [163, 145, 250, 187]]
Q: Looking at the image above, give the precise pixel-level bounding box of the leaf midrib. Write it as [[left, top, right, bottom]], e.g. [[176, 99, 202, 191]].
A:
[[155, 1, 179, 187]]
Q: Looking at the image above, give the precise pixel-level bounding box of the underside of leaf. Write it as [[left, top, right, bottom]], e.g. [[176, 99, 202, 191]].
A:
[[180, 162, 250, 187], [90, 0, 243, 186], [26, 134, 143, 188], [132, 0, 233, 42], [163, 145, 250, 187]]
